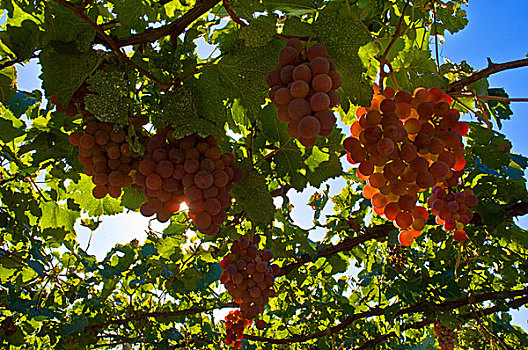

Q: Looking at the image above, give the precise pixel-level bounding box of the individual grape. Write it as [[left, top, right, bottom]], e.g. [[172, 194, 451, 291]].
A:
[[311, 74, 332, 93], [278, 46, 298, 65], [156, 160, 174, 178], [69, 131, 83, 146], [328, 71, 342, 90], [194, 170, 214, 189], [146, 173, 162, 190], [92, 185, 108, 199], [288, 98, 312, 121], [309, 57, 330, 75], [266, 70, 282, 87], [306, 44, 328, 61], [292, 64, 311, 82], [298, 116, 321, 139], [280, 65, 295, 85], [79, 134, 96, 149], [273, 87, 292, 106], [309, 92, 330, 111], [395, 211, 413, 229], [398, 230, 414, 246], [286, 37, 303, 53], [289, 80, 309, 98]]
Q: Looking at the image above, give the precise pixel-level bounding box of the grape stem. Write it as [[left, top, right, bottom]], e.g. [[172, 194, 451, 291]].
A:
[[448, 57, 528, 92], [453, 94, 528, 103], [114, 0, 222, 47], [51, 0, 170, 89], [451, 95, 492, 128], [378, 0, 412, 91], [223, 0, 248, 27]]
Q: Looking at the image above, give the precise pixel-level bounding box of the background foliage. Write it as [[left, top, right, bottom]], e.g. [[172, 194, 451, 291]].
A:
[[0, 0, 527, 349]]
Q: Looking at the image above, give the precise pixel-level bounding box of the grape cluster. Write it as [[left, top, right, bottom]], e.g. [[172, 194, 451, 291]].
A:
[[427, 187, 478, 242], [266, 38, 341, 147], [135, 130, 244, 231], [343, 86, 470, 245], [433, 321, 457, 350], [220, 236, 278, 328], [387, 244, 407, 272], [224, 310, 252, 349], [69, 120, 141, 199]]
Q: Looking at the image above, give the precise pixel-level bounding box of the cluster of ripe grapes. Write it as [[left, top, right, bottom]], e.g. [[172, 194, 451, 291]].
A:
[[433, 321, 457, 350], [427, 187, 478, 242], [266, 38, 341, 147], [220, 236, 278, 346], [343, 86, 470, 245], [69, 120, 142, 199], [134, 130, 244, 232], [224, 310, 251, 349]]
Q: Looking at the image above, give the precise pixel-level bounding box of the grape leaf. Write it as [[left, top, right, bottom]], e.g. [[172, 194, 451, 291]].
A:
[[108, 0, 158, 37], [39, 201, 80, 233], [0, 102, 25, 143], [39, 47, 102, 107], [274, 148, 307, 191], [190, 40, 281, 126], [67, 175, 124, 217], [262, 0, 317, 15], [120, 187, 145, 211], [314, 2, 372, 111], [42, 2, 95, 52], [239, 16, 277, 47], [260, 104, 289, 144], [231, 161, 275, 226]]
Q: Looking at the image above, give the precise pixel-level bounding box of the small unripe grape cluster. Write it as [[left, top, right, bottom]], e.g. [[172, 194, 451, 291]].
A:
[[387, 244, 407, 272], [224, 310, 251, 348], [266, 38, 341, 147], [433, 321, 457, 350], [135, 129, 244, 232], [343, 86, 469, 245], [69, 120, 141, 199], [427, 186, 478, 242], [220, 235, 278, 323]]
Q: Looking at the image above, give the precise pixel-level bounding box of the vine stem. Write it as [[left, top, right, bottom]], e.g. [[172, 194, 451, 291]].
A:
[[451, 95, 492, 128], [51, 0, 169, 89], [448, 57, 528, 92], [223, 0, 248, 26], [378, 0, 412, 91]]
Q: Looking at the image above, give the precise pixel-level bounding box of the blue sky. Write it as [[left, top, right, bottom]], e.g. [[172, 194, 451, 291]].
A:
[[10, 0, 528, 333]]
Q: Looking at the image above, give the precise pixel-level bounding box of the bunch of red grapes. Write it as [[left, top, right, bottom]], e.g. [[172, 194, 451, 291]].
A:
[[224, 310, 252, 349], [433, 321, 457, 350], [69, 120, 141, 199], [220, 235, 278, 345], [266, 38, 341, 147], [134, 130, 244, 232], [343, 86, 470, 246], [428, 186, 478, 243]]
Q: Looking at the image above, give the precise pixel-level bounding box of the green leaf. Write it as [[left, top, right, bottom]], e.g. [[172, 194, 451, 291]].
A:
[[0, 66, 17, 104], [314, 2, 372, 111], [39, 47, 102, 107], [260, 104, 289, 144], [239, 16, 277, 47], [231, 161, 275, 226], [0, 101, 25, 143], [108, 0, 158, 37], [42, 3, 96, 52], [190, 40, 281, 125], [67, 175, 124, 217], [1, 19, 41, 60], [39, 201, 80, 233], [262, 0, 317, 15], [84, 68, 135, 125], [120, 187, 145, 211]]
